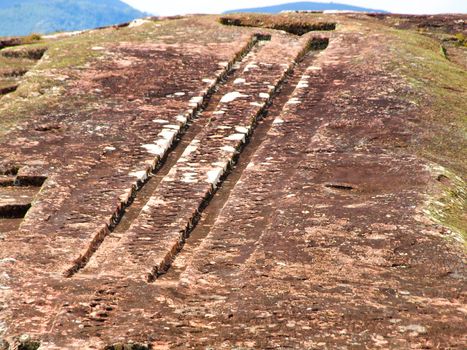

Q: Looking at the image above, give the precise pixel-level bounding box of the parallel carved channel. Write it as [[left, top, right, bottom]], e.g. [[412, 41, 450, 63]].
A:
[[65, 34, 271, 277], [73, 35, 330, 282], [158, 38, 330, 283], [158, 37, 329, 286]]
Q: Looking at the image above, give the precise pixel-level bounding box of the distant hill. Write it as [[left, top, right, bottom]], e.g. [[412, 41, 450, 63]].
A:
[[0, 0, 146, 37], [224, 1, 388, 14]]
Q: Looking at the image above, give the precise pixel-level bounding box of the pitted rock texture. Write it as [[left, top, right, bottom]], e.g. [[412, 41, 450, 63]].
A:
[[0, 13, 465, 349]]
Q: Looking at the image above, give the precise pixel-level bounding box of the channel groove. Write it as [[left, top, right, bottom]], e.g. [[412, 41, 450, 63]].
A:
[[65, 34, 268, 277]]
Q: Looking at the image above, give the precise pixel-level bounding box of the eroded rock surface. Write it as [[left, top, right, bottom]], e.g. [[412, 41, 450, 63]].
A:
[[0, 13, 465, 349]]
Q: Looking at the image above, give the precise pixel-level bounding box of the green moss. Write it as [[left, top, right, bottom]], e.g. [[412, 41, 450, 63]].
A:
[[386, 28, 467, 175], [0, 20, 168, 139], [21, 33, 42, 44], [0, 55, 36, 71], [385, 28, 467, 242], [439, 44, 447, 59], [0, 17, 238, 138], [425, 166, 467, 244], [454, 33, 467, 47]]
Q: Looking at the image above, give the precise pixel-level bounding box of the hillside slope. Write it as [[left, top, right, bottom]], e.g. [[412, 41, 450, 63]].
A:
[[225, 1, 388, 14], [0, 13, 465, 349], [0, 0, 145, 36]]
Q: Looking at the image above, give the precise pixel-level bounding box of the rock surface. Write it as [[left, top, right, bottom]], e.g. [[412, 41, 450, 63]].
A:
[[0, 13, 465, 349]]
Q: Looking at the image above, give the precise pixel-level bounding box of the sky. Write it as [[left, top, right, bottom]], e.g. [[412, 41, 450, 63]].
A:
[[122, 0, 467, 16]]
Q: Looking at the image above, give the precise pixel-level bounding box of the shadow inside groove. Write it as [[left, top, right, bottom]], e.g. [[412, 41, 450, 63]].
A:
[[0, 171, 47, 232], [65, 35, 272, 278], [220, 16, 336, 35], [157, 39, 330, 283]]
